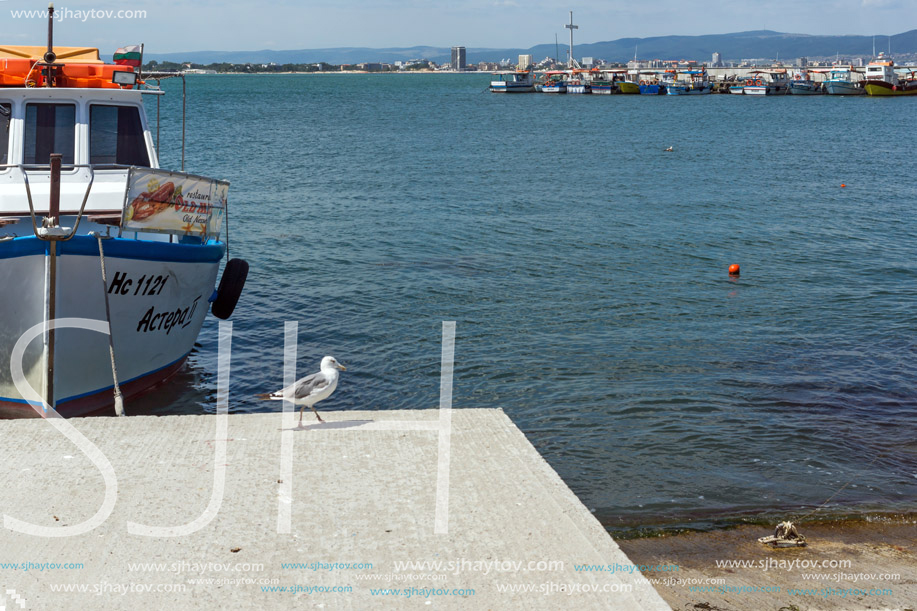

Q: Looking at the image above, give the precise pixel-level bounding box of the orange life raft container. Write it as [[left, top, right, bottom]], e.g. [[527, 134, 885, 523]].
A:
[[0, 45, 134, 88]]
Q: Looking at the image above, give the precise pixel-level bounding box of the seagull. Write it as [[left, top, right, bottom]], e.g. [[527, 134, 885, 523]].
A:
[[664, 146, 674, 152], [260, 356, 346, 425]]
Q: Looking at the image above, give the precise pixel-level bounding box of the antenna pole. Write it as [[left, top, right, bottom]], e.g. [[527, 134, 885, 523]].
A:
[[47, 3, 54, 59], [44, 2, 57, 86]]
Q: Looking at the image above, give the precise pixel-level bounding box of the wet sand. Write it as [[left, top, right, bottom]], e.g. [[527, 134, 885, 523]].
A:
[[618, 519, 917, 611]]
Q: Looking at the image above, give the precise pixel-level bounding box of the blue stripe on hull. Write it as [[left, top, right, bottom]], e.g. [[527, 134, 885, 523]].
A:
[[0, 235, 225, 263]]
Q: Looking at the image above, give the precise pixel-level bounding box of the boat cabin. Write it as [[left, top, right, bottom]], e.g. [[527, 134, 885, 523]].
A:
[[0, 46, 159, 218]]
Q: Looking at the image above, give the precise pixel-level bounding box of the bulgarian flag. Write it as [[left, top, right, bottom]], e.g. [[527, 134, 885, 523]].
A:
[[113, 45, 142, 68]]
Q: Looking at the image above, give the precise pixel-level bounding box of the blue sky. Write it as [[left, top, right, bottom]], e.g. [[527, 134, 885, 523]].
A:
[[2, 0, 911, 53]]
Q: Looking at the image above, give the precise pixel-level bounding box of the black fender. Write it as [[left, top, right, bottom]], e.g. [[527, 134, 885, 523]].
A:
[[211, 258, 249, 320]]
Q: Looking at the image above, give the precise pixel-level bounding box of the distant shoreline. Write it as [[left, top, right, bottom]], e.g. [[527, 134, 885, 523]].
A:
[[178, 71, 487, 75]]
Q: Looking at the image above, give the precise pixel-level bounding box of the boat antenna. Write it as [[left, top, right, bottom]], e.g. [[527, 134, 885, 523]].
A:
[[872, 36, 875, 58], [44, 2, 57, 87], [45, 3, 56, 63], [555, 33, 559, 64]]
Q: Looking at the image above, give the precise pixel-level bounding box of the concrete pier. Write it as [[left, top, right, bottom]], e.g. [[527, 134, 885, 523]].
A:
[[0, 409, 668, 610]]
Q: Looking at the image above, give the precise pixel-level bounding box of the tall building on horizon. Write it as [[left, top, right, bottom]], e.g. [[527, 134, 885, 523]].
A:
[[518, 54, 533, 70], [712, 51, 722, 67], [451, 46, 466, 71]]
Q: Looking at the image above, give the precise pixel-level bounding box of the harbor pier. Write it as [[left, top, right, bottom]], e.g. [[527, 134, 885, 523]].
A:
[[0, 409, 668, 609]]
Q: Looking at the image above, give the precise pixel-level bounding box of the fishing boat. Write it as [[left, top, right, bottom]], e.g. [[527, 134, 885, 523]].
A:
[[617, 78, 640, 94], [638, 73, 665, 95], [0, 14, 247, 418], [862, 54, 917, 96], [787, 71, 822, 95], [743, 70, 790, 95], [564, 71, 591, 94], [539, 71, 567, 93], [742, 76, 769, 96], [823, 69, 864, 96], [666, 70, 713, 95], [588, 78, 615, 94], [489, 68, 535, 93]]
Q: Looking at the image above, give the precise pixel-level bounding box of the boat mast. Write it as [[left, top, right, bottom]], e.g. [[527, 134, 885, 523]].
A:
[[565, 11, 578, 69]]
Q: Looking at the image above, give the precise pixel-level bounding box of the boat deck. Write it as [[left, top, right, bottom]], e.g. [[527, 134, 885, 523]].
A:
[[0, 408, 667, 609]]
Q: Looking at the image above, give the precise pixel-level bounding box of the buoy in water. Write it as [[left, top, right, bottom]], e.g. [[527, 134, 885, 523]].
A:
[[841, 183, 846, 188], [728, 264, 740, 276]]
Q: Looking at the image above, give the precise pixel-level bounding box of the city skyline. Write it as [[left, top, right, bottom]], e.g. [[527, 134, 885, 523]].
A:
[[0, 0, 912, 54]]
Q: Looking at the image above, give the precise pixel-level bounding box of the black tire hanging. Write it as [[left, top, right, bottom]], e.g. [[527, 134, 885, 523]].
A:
[[211, 258, 249, 320]]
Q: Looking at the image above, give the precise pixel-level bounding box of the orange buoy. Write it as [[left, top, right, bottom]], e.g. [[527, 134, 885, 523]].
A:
[[728, 264, 740, 276], [840, 183, 846, 188]]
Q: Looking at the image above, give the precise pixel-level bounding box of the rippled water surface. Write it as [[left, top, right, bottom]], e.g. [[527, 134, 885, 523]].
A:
[[136, 74, 917, 531]]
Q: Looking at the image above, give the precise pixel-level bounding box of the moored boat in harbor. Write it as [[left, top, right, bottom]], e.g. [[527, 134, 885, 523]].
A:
[[0, 15, 247, 418], [787, 70, 822, 95], [666, 70, 713, 95], [823, 68, 864, 95], [743, 70, 790, 95], [617, 78, 640, 94], [564, 70, 591, 94], [489, 68, 536, 93], [638, 72, 665, 95], [862, 54, 917, 96], [539, 71, 567, 93]]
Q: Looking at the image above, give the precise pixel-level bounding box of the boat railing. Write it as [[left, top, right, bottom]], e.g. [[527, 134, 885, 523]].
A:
[[0, 162, 108, 241]]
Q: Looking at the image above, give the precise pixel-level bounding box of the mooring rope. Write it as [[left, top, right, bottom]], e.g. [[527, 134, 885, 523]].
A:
[[95, 232, 125, 417]]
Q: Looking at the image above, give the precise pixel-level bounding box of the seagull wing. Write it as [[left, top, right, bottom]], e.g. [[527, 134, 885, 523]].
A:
[[264, 371, 331, 401]]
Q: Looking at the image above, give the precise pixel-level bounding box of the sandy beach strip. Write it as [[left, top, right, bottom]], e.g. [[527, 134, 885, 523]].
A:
[[617, 518, 916, 610]]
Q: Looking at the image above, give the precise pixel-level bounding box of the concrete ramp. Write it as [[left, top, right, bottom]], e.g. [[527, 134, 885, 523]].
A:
[[0, 408, 667, 609]]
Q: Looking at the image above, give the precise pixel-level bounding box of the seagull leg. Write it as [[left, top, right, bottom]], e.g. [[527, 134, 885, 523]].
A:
[[310, 405, 324, 423], [298, 406, 305, 428]]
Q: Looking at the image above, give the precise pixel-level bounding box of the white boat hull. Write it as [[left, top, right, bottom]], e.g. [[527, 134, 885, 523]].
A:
[[824, 81, 864, 95], [490, 83, 535, 93], [566, 84, 590, 94], [0, 233, 223, 418]]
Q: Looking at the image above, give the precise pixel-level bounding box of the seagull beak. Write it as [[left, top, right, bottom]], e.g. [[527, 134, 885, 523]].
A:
[[337, 363, 347, 371]]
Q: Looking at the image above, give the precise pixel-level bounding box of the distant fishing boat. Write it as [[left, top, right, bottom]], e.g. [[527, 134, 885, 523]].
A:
[[489, 68, 535, 93], [617, 79, 640, 94], [666, 70, 713, 95], [638, 73, 665, 95], [539, 71, 567, 93], [823, 69, 864, 96], [862, 54, 917, 96], [787, 71, 822, 95], [589, 81, 614, 94], [743, 70, 790, 95], [588, 73, 615, 94], [565, 70, 591, 94]]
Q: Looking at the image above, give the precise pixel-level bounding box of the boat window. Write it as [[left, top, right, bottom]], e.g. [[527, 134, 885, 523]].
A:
[[24, 103, 76, 165], [0, 103, 10, 165], [90, 105, 150, 167]]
